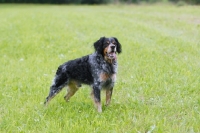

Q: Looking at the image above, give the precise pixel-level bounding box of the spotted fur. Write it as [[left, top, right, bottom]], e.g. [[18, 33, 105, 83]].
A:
[[44, 37, 122, 112]]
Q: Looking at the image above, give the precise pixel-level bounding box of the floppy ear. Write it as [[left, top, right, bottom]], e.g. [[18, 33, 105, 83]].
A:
[[94, 37, 105, 55], [113, 37, 122, 54]]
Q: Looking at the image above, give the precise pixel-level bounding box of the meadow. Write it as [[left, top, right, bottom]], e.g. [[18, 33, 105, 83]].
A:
[[0, 4, 200, 133]]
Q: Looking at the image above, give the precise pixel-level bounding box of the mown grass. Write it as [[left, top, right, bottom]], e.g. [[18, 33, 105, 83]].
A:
[[0, 4, 200, 132]]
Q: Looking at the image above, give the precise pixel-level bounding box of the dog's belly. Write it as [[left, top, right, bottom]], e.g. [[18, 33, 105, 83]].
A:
[[67, 66, 93, 85]]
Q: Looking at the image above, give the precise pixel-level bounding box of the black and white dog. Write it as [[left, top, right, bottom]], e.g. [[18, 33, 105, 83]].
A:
[[44, 37, 122, 112]]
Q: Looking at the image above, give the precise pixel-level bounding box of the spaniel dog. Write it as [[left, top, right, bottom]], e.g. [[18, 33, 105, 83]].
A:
[[44, 37, 122, 112]]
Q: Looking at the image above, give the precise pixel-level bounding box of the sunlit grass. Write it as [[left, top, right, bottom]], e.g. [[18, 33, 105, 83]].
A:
[[0, 4, 200, 132]]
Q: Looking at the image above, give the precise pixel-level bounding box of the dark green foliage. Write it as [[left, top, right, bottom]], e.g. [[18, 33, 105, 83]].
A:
[[0, 0, 199, 4], [0, 0, 198, 4], [0, 0, 108, 4]]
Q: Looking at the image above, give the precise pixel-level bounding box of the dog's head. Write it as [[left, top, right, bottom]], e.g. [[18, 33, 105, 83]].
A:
[[94, 37, 122, 62]]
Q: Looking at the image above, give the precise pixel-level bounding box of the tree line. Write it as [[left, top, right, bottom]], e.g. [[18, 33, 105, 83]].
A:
[[0, 0, 199, 4]]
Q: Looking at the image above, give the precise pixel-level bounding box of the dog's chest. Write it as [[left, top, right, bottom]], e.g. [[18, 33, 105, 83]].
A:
[[99, 72, 116, 88]]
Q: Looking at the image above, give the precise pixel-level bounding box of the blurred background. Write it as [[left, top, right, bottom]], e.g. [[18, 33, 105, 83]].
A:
[[0, 0, 199, 5]]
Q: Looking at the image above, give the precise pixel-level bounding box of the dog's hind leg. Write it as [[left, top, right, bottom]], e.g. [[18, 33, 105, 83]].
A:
[[64, 81, 79, 102], [44, 85, 63, 105], [44, 73, 68, 105]]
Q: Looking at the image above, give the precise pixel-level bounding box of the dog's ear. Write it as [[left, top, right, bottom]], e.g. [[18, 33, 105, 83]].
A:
[[94, 37, 105, 55], [113, 37, 122, 54]]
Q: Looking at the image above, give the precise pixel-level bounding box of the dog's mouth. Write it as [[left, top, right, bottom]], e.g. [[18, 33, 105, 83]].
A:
[[106, 51, 116, 59]]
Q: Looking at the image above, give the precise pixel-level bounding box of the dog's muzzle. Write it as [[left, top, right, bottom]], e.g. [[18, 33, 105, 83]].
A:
[[107, 44, 116, 60]]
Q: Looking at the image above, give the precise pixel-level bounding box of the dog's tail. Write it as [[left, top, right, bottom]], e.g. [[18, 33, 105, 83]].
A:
[[44, 66, 68, 105]]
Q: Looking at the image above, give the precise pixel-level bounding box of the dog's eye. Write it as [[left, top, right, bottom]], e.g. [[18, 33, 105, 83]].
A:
[[106, 41, 110, 44], [112, 42, 116, 45]]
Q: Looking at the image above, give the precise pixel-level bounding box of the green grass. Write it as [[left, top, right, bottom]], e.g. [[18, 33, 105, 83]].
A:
[[0, 4, 200, 132]]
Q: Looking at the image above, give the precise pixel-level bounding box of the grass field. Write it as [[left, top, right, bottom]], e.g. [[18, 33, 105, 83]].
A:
[[0, 4, 200, 132]]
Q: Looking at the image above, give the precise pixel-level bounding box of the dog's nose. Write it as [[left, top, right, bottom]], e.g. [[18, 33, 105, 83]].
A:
[[111, 45, 115, 50]]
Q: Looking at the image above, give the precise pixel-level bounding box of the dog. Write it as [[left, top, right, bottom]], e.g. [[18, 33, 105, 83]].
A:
[[44, 37, 122, 112]]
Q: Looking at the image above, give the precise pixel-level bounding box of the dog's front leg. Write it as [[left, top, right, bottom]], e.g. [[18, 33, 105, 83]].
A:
[[92, 84, 102, 113], [106, 87, 113, 106]]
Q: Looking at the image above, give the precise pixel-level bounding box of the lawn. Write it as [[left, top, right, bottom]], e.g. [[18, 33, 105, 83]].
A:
[[0, 4, 200, 133]]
